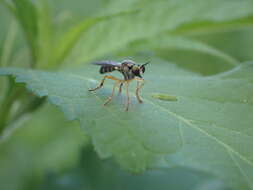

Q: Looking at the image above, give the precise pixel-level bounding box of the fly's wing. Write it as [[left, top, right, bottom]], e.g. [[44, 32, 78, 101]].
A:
[[91, 61, 121, 66], [91, 61, 121, 74]]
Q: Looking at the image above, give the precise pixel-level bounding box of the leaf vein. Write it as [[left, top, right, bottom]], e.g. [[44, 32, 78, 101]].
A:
[[144, 98, 253, 168], [227, 150, 252, 189]]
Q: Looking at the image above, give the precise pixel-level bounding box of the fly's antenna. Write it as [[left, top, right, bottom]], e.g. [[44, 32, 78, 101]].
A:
[[140, 61, 149, 74], [141, 61, 150, 67]]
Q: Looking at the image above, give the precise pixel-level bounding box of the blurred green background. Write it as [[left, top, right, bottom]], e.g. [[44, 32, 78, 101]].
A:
[[1, 0, 253, 189]]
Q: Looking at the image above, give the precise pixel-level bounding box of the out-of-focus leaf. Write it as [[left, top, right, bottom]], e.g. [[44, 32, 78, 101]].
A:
[[50, 10, 137, 68], [0, 20, 18, 104], [65, 0, 253, 65], [51, 17, 109, 68], [171, 16, 253, 36], [48, 0, 103, 19], [36, 146, 228, 190], [0, 21, 17, 67], [0, 104, 87, 190], [125, 36, 238, 66], [0, 60, 252, 189], [189, 27, 253, 63], [36, 0, 53, 67], [8, 0, 39, 64], [118, 35, 239, 75]]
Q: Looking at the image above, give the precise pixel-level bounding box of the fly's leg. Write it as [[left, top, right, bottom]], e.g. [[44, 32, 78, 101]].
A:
[[88, 77, 106, 91], [118, 82, 124, 94], [104, 81, 120, 106], [125, 81, 130, 111], [89, 75, 121, 91], [135, 79, 144, 103]]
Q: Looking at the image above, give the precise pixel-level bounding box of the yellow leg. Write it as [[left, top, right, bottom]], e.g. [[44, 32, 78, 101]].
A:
[[89, 75, 122, 91], [118, 82, 123, 94], [89, 76, 145, 111], [104, 81, 120, 106], [125, 81, 130, 111], [135, 79, 144, 103]]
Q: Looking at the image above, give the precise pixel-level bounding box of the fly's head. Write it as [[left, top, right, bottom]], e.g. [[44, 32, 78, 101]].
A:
[[120, 60, 149, 79], [132, 61, 149, 78]]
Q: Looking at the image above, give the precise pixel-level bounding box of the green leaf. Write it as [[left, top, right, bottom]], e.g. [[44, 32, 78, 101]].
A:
[[37, 146, 227, 190], [119, 35, 239, 75], [171, 16, 253, 36], [36, 0, 53, 68], [135, 36, 238, 66], [0, 20, 18, 67], [43, 8, 137, 68], [0, 104, 87, 190], [65, 0, 253, 64], [0, 61, 252, 189], [7, 0, 39, 65], [50, 12, 131, 68]]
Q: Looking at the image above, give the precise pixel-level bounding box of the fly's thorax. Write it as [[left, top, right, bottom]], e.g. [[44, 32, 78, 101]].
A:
[[118, 63, 133, 80]]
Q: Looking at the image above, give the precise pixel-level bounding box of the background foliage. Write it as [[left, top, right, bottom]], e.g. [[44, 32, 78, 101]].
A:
[[0, 0, 253, 189]]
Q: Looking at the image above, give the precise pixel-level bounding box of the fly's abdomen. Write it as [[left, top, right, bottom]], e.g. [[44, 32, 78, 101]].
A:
[[99, 66, 116, 74]]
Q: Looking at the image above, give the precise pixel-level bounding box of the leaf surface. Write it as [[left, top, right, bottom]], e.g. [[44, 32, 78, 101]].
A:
[[0, 61, 253, 189]]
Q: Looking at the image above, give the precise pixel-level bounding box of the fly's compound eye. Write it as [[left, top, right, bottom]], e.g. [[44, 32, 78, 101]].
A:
[[140, 65, 145, 73], [140, 61, 149, 73]]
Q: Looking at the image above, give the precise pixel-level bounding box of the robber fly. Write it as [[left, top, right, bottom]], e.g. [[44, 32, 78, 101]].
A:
[[89, 59, 149, 111]]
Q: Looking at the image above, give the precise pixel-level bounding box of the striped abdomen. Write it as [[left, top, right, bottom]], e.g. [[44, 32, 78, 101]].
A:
[[99, 65, 117, 74]]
